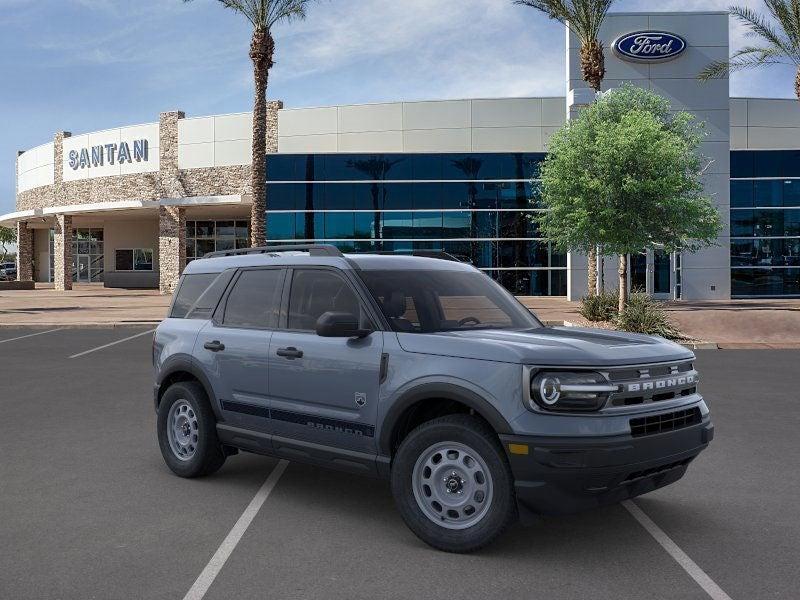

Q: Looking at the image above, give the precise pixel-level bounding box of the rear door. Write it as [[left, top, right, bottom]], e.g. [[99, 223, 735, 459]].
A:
[[195, 267, 285, 433], [268, 267, 384, 454]]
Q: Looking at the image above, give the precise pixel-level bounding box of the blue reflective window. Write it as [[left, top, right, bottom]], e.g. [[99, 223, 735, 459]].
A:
[[730, 151, 754, 178], [442, 212, 472, 237], [381, 183, 413, 210], [412, 182, 442, 209], [412, 155, 443, 180], [355, 213, 377, 239], [266, 155, 296, 181], [731, 239, 800, 267], [732, 268, 800, 296], [412, 212, 442, 238], [730, 181, 753, 208], [324, 183, 353, 210], [784, 180, 800, 207], [441, 183, 470, 209], [754, 180, 783, 207], [266, 213, 295, 240], [324, 213, 354, 239], [382, 212, 413, 239], [353, 183, 380, 210], [267, 184, 299, 210], [754, 151, 783, 178]]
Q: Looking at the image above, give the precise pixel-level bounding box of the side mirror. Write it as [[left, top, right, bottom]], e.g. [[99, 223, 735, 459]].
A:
[[315, 312, 372, 338]]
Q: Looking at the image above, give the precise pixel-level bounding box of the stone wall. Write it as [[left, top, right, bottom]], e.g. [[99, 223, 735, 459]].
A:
[[53, 214, 73, 291], [15, 222, 33, 281], [158, 206, 185, 295]]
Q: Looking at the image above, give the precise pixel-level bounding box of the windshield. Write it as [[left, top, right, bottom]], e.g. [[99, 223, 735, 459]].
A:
[[357, 269, 542, 333]]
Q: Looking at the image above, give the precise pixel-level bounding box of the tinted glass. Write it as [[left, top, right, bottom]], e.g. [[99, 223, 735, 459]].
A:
[[115, 249, 133, 271], [287, 270, 365, 331], [223, 269, 283, 329], [730, 181, 753, 208], [730, 151, 754, 178], [358, 269, 541, 333], [171, 273, 219, 318]]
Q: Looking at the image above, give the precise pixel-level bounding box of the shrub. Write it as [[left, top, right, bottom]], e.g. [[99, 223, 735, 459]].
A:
[[579, 290, 619, 322], [614, 293, 684, 340]]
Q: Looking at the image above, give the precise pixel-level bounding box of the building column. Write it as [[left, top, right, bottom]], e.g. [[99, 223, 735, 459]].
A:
[[16, 221, 34, 282], [159, 206, 185, 295], [53, 214, 73, 291]]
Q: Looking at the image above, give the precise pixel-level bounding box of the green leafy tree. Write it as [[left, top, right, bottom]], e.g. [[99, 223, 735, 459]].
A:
[[699, 2, 800, 100], [535, 85, 722, 312], [0, 226, 15, 263], [184, 0, 316, 246], [514, 0, 616, 294]]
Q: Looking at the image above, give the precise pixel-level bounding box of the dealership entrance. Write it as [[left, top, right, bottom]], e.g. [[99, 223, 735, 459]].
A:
[[628, 249, 676, 300]]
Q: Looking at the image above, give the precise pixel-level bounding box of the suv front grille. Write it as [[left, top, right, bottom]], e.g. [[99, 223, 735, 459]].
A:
[[629, 407, 702, 437], [608, 361, 698, 407]]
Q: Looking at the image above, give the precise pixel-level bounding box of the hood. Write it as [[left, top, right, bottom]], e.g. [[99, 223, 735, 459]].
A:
[[396, 326, 693, 367]]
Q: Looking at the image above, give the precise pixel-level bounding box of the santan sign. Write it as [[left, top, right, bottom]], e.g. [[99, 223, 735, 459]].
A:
[[613, 31, 687, 62], [68, 139, 149, 170]]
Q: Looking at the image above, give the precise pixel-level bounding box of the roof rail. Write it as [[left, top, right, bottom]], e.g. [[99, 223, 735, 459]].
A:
[[370, 250, 466, 263], [202, 244, 344, 259]]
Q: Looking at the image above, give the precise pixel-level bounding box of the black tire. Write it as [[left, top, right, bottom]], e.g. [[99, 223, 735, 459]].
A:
[[157, 381, 226, 478], [390, 414, 518, 553]]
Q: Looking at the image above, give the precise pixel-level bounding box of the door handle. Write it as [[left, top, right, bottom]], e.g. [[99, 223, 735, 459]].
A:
[[203, 340, 225, 352], [276, 346, 303, 359]]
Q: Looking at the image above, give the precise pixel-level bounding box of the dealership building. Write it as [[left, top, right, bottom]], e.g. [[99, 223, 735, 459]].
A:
[[3, 10, 800, 299]]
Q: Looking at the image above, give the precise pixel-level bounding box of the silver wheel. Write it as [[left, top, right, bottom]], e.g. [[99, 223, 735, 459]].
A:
[[167, 399, 199, 461], [412, 441, 494, 530]]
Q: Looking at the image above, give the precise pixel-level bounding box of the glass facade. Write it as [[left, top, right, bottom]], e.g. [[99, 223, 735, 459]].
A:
[[186, 220, 251, 264], [264, 153, 567, 296], [731, 151, 800, 297]]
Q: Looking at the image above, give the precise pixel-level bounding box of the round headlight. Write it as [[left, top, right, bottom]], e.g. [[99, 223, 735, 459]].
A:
[[530, 371, 616, 412], [538, 376, 561, 405]]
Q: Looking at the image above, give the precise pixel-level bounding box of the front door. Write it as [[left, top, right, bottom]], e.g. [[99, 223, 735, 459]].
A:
[[76, 256, 90, 282], [268, 268, 384, 454], [194, 268, 285, 433]]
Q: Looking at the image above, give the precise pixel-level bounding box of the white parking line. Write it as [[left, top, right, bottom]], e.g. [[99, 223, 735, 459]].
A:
[[623, 500, 733, 600], [68, 328, 156, 359], [183, 460, 289, 600], [0, 329, 63, 345]]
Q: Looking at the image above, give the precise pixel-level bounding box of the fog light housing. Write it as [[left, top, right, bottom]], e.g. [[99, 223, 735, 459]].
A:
[[530, 371, 616, 412]]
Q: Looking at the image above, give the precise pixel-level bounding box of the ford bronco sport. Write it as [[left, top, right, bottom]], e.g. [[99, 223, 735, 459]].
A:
[[153, 245, 713, 552]]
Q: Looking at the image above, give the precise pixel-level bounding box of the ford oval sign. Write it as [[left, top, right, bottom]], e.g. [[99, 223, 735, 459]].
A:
[[613, 31, 687, 63]]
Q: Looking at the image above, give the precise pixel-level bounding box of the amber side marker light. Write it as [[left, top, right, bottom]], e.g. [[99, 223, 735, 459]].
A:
[[508, 443, 529, 455]]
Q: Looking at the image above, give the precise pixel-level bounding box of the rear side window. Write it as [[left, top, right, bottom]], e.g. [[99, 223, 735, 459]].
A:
[[171, 273, 218, 318], [223, 269, 284, 329]]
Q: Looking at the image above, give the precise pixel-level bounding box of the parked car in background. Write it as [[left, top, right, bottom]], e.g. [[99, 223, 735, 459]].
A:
[[0, 262, 16, 281]]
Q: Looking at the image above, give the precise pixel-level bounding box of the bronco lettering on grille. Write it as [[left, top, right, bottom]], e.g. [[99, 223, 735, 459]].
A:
[[627, 374, 695, 393]]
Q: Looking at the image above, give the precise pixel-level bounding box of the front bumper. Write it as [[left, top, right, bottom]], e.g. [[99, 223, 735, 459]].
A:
[[500, 416, 713, 515]]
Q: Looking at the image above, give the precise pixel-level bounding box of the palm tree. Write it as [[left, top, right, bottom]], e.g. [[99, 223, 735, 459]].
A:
[[699, 3, 800, 101], [515, 0, 616, 295], [184, 0, 314, 247]]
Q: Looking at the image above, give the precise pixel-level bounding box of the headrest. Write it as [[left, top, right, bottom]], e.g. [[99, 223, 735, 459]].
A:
[[382, 290, 407, 318]]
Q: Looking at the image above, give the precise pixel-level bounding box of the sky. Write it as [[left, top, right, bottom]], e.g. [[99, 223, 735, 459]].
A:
[[0, 0, 797, 216]]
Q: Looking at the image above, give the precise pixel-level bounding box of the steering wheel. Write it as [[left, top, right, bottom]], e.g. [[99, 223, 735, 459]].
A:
[[458, 316, 482, 327]]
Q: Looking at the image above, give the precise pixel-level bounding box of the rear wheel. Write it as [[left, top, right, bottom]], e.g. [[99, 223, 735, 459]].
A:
[[157, 381, 225, 478], [391, 414, 517, 552]]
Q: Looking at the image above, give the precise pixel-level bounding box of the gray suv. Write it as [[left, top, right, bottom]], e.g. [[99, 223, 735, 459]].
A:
[[153, 245, 713, 552]]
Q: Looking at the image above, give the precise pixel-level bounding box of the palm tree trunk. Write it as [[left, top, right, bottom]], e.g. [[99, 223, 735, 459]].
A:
[[796, 67, 800, 102], [249, 29, 274, 247], [581, 39, 604, 295], [618, 254, 628, 314], [580, 40, 605, 93]]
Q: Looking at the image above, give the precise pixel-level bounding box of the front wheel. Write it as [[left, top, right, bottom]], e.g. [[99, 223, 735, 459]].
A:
[[390, 414, 517, 552], [157, 381, 226, 478]]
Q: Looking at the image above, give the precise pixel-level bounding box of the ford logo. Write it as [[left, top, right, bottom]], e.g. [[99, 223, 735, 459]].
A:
[[613, 31, 687, 62]]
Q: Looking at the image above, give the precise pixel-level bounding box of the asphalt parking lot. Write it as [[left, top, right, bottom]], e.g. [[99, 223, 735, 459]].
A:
[[1, 327, 798, 600]]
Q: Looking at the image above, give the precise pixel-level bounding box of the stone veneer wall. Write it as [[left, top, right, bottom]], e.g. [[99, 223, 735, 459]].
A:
[[15, 222, 33, 282], [53, 214, 73, 291], [15, 103, 282, 291]]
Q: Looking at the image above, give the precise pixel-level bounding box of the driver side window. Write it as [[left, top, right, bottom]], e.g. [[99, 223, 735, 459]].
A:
[[286, 269, 367, 331]]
